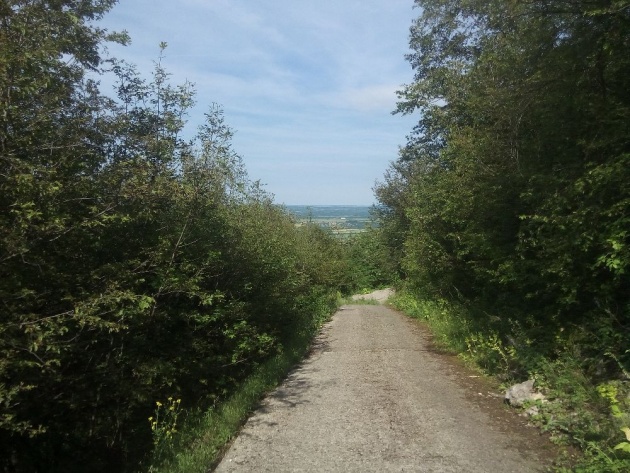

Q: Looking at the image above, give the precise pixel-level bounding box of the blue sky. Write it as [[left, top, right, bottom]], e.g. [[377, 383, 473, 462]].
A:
[[100, 0, 418, 205]]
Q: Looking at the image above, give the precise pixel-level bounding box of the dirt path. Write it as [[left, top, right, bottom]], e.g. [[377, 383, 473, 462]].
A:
[[215, 296, 554, 472]]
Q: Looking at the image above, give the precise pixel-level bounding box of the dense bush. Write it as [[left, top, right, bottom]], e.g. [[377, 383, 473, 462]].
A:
[[378, 0, 630, 469], [344, 227, 398, 292], [0, 2, 346, 471]]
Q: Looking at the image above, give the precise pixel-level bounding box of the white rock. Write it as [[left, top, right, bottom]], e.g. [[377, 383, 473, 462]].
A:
[[505, 379, 546, 407]]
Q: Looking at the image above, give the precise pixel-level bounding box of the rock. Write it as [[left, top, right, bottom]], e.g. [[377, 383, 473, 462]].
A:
[[524, 406, 540, 417], [505, 379, 546, 407]]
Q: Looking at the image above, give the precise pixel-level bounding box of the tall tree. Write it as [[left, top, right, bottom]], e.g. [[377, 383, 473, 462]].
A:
[[378, 0, 630, 366]]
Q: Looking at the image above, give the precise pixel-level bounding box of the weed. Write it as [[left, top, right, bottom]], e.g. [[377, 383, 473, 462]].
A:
[[464, 331, 517, 375], [393, 287, 630, 472], [615, 428, 630, 454], [149, 397, 183, 467], [144, 293, 336, 472], [390, 291, 471, 353]]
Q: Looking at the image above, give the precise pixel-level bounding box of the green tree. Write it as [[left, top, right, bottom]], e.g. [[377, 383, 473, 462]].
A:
[[379, 0, 630, 363], [0, 0, 126, 438], [377, 3, 630, 465], [1, 4, 349, 469]]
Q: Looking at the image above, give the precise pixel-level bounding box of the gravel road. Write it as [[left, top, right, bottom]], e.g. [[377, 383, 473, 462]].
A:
[[215, 297, 554, 472]]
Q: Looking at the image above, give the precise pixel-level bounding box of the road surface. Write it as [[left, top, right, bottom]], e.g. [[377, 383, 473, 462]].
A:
[[215, 297, 553, 472]]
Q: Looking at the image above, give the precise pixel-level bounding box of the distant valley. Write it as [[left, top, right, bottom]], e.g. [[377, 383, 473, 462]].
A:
[[284, 205, 375, 235]]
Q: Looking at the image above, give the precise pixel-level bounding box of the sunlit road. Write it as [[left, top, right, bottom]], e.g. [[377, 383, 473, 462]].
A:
[[215, 300, 552, 472]]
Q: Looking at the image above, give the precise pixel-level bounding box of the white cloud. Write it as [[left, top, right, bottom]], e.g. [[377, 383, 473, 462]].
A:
[[99, 0, 417, 204], [329, 84, 401, 112]]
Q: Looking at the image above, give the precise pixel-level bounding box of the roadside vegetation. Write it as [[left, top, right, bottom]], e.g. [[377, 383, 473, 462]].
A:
[[144, 286, 336, 473], [0, 2, 351, 471], [343, 227, 398, 293], [376, 1, 630, 471]]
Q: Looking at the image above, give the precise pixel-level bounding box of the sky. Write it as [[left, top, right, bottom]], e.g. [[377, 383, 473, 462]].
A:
[[99, 0, 419, 205]]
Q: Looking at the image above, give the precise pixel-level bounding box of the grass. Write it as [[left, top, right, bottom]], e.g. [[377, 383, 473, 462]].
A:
[[145, 288, 388, 472], [146, 312, 334, 472], [148, 353, 301, 472], [389, 291, 470, 354], [391, 287, 630, 472], [147, 286, 630, 472]]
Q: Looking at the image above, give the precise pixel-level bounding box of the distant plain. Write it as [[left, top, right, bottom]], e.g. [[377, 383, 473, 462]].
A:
[[284, 205, 374, 235]]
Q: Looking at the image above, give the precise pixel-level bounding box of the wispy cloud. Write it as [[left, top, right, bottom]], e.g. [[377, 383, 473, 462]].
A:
[[100, 0, 416, 204]]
